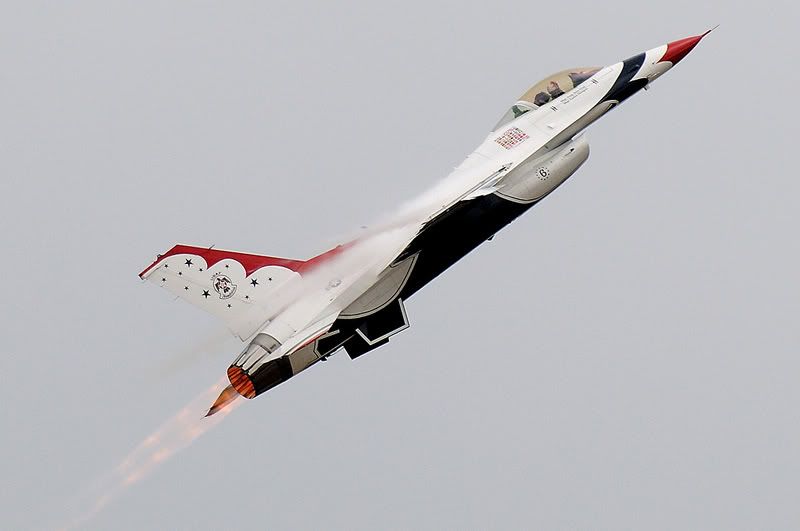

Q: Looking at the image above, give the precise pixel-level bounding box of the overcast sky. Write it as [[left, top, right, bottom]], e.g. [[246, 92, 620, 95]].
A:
[[2, 1, 799, 530]]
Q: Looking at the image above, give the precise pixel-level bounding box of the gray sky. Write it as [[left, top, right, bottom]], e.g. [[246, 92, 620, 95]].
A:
[[2, 1, 799, 529]]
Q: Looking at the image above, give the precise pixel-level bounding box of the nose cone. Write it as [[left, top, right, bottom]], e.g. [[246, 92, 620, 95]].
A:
[[661, 28, 714, 64]]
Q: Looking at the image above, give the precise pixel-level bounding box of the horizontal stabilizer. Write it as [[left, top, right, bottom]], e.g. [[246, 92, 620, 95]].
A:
[[139, 244, 345, 340]]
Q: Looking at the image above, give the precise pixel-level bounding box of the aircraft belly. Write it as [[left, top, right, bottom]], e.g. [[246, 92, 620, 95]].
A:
[[314, 192, 536, 359], [397, 193, 535, 299]]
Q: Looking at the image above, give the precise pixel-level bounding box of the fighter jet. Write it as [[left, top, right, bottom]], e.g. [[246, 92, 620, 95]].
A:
[[139, 32, 712, 416]]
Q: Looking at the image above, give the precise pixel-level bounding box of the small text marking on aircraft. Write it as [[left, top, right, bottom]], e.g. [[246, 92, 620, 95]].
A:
[[494, 127, 529, 150]]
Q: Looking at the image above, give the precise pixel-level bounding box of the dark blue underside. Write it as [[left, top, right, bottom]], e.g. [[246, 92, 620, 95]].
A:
[[316, 193, 540, 359]]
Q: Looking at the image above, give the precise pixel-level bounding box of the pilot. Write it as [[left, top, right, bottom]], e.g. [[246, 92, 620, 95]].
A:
[[569, 69, 596, 86], [533, 91, 551, 106], [547, 81, 565, 99]]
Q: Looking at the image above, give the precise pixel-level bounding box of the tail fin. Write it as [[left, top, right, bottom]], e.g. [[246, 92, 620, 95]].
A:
[[139, 244, 343, 340]]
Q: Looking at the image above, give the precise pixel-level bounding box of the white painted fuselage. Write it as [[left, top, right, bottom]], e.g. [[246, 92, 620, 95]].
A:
[[139, 32, 713, 413]]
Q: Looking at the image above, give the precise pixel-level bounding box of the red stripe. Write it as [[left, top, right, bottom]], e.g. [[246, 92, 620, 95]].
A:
[[139, 242, 356, 279]]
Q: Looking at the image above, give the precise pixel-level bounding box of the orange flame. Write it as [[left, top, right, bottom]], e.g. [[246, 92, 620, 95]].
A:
[[57, 377, 243, 530]]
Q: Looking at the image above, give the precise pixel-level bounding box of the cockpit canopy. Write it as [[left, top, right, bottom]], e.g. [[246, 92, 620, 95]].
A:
[[494, 67, 601, 130]]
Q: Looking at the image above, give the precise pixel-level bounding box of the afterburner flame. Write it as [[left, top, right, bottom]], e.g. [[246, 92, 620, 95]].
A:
[[206, 384, 241, 416], [59, 377, 242, 530]]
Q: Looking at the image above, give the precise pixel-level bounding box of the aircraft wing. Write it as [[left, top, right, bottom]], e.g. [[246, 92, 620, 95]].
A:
[[138, 244, 344, 340]]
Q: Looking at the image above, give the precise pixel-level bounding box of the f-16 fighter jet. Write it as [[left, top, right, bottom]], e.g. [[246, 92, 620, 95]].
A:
[[139, 32, 712, 416]]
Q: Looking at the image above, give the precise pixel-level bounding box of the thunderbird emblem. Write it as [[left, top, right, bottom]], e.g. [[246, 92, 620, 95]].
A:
[[211, 273, 237, 299]]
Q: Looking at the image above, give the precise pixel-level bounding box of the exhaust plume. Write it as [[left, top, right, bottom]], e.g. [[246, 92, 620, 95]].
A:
[[58, 377, 241, 530]]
